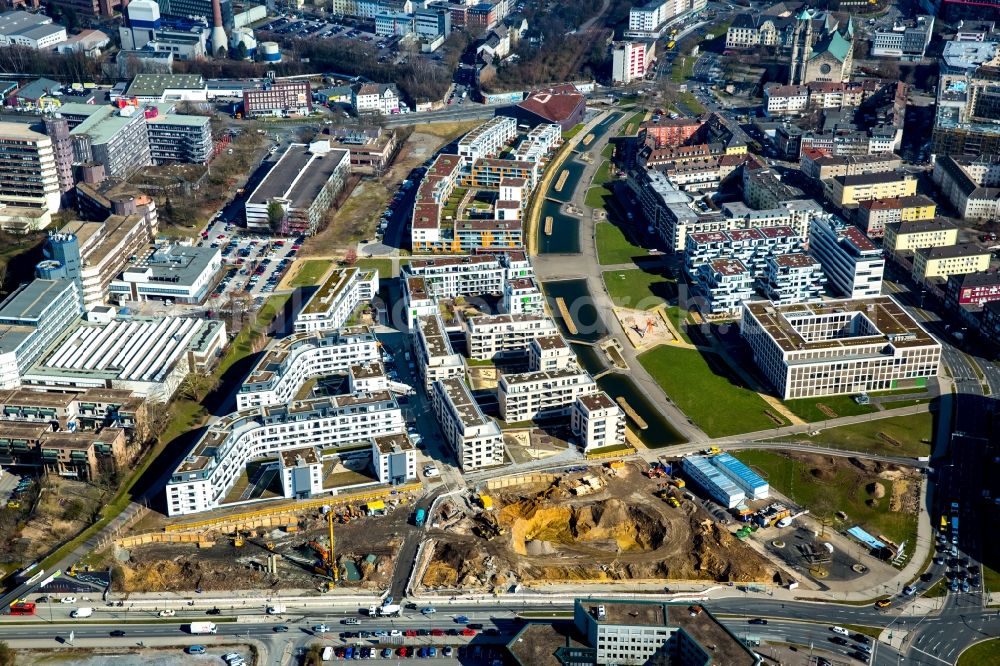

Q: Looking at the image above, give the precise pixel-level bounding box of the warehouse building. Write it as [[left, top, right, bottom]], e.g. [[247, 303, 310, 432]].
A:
[[741, 297, 941, 399], [681, 455, 746, 508], [294, 267, 378, 334], [710, 453, 769, 500]]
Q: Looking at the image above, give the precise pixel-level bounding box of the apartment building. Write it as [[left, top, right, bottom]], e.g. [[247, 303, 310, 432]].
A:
[[413, 314, 463, 392], [0, 122, 61, 232], [809, 218, 885, 298], [457, 115, 517, 164], [641, 118, 703, 148], [932, 155, 1000, 221], [764, 252, 826, 305], [527, 335, 575, 372], [0, 280, 83, 390], [855, 194, 936, 238], [799, 151, 903, 182], [236, 327, 379, 410], [741, 297, 941, 399], [912, 243, 992, 282], [511, 124, 561, 163], [0, 424, 126, 481], [0, 387, 147, 442], [498, 368, 597, 423], [294, 268, 378, 334], [825, 170, 917, 207], [245, 142, 351, 235], [243, 81, 312, 118], [165, 392, 404, 515], [501, 277, 544, 316], [743, 165, 803, 209], [871, 15, 934, 61], [145, 113, 213, 164], [763, 84, 809, 116], [884, 218, 959, 254], [432, 377, 504, 471], [353, 83, 403, 115], [371, 433, 417, 485], [725, 12, 786, 49], [465, 314, 559, 361], [946, 271, 1000, 311], [692, 258, 754, 315], [571, 392, 626, 451], [684, 225, 803, 281], [612, 40, 656, 85], [467, 157, 537, 190]]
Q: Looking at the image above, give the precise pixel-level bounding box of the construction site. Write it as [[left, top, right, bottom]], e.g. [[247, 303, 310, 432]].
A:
[[416, 461, 783, 591], [110, 494, 415, 594]]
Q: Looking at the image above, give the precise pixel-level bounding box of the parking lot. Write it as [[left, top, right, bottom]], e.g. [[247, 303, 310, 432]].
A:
[[199, 213, 303, 301], [257, 14, 401, 58]]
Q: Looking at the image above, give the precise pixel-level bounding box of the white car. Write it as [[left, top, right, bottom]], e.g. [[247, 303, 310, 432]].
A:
[[158, 609, 176, 617], [831, 626, 850, 636], [389, 629, 402, 637], [423, 465, 440, 478], [60, 597, 77, 604]]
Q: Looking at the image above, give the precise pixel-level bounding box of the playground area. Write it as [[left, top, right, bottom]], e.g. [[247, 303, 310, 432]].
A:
[[614, 307, 681, 349]]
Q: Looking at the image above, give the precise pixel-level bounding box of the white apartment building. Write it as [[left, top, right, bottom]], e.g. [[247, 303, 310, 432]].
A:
[[693, 258, 754, 316], [432, 377, 504, 471], [353, 83, 403, 115], [165, 392, 404, 515], [348, 361, 390, 394], [457, 116, 517, 164], [571, 392, 626, 451], [612, 40, 654, 85], [764, 253, 826, 305], [277, 446, 324, 500], [511, 123, 562, 163], [763, 85, 810, 116], [371, 433, 417, 485], [808, 217, 884, 298], [404, 255, 513, 300], [932, 155, 1000, 222], [498, 368, 597, 423], [628, 0, 669, 33], [741, 297, 941, 399], [413, 314, 464, 391], [527, 335, 575, 372], [403, 276, 438, 329], [0, 122, 61, 231], [684, 225, 804, 281], [465, 314, 559, 361], [502, 278, 544, 315], [0, 279, 82, 390], [721, 200, 826, 241], [236, 327, 379, 410], [294, 268, 379, 334]]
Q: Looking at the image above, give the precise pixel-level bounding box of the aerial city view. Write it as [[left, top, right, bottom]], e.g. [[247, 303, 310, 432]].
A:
[[0, 0, 999, 662]]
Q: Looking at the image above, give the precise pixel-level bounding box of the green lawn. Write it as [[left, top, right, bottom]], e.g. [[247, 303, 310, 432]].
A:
[[288, 259, 329, 287], [784, 394, 879, 423], [601, 144, 616, 159], [585, 186, 612, 209], [958, 639, 1000, 666], [356, 257, 394, 279], [664, 305, 693, 345], [217, 293, 291, 378], [671, 55, 695, 83], [733, 450, 918, 546], [596, 223, 649, 265], [778, 412, 935, 458], [602, 269, 674, 310], [623, 111, 647, 135], [677, 92, 706, 114], [639, 345, 788, 437], [923, 578, 948, 598], [563, 124, 585, 140], [592, 160, 613, 187]]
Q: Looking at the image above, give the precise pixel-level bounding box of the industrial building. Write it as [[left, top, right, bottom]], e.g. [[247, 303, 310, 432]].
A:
[[741, 297, 941, 399], [293, 267, 378, 334], [681, 455, 746, 508], [107, 244, 221, 304], [244, 142, 351, 235], [0, 279, 83, 390], [0, 10, 67, 49], [432, 377, 504, 471], [237, 327, 380, 410]]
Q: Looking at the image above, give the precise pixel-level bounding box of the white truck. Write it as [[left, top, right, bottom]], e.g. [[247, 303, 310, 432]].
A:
[[368, 603, 401, 617], [321, 646, 333, 661], [71, 607, 93, 618], [267, 604, 286, 615], [188, 621, 218, 634]]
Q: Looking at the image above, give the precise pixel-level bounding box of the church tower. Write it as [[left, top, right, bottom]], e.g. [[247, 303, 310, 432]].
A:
[[788, 8, 813, 85]]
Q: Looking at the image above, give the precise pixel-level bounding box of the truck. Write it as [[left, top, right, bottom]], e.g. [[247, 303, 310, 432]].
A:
[[379, 604, 402, 617], [414, 508, 426, 527], [267, 604, 286, 614], [321, 646, 333, 661], [71, 607, 93, 619], [188, 622, 218, 635], [952, 516, 959, 533]]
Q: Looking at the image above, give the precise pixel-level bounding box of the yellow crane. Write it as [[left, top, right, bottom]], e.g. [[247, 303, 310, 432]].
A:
[[327, 510, 338, 584]]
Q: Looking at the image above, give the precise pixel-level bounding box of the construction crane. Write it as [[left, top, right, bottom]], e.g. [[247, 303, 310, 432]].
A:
[[327, 510, 338, 584]]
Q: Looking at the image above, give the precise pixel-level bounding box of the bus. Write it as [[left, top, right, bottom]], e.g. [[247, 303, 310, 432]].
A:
[[9, 602, 36, 616]]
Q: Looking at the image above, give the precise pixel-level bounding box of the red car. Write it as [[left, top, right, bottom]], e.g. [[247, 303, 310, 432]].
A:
[[461, 628, 477, 636], [397, 647, 408, 657], [404, 629, 417, 637], [217, 234, 226, 239], [431, 628, 444, 636]]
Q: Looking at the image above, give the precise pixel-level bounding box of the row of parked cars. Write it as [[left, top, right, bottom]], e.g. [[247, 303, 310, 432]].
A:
[[335, 645, 465, 659]]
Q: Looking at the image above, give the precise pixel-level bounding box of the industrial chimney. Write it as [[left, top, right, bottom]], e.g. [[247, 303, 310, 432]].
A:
[[210, 0, 227, 56]]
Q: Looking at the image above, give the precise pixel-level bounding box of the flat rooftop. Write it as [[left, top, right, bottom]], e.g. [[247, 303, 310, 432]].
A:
[[577, 392, 616, 412], [772, 252, 819, 268], [917, 243, 990, 259], [373, 433, 414, 455], [122, 244, 219, 285], [710, 258, 748, 276], [248, 143, 349, 210], [439, 376, 490, 428], [126, 73, 205, 97], [301, 267, 364, 316], [279, 446, 319, 467], [0, 279, 74, 323], [507, 622, 589, 666]]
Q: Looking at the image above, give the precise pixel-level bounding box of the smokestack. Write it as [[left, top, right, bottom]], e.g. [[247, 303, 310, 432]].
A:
[[210, 0, 227, 56]]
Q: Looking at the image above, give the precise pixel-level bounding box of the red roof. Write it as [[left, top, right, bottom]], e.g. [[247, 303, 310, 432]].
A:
[[517, 87, 584, 123]]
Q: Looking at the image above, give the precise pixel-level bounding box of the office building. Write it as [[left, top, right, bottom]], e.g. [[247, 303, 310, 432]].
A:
[[741, 297, 941, 399], [825, 170, 917, 207], [498, 368, 596, 423], [0, 122, 61, 232], [165, 392, 404, 515], [23, 315, 226, 402], [884, 218, 959, 254], [107, 244, 220, 304], [0, 10, 66, 49], [912, 244, 992, 283], [294, 267, 378, 334], [245, 142, 351, 235], [932, 154, 1000, 221], [870, 16, 933, 61], [809, 218, 884, 298], [570, 393, 626, 452], [682, 455, 746, 508], [237, 327, 379, 410], [466, 314, 559, 361], [145, 112, 213, 164], [855, 194, 936, 238], [154, 0, 233, 28], [413, 314, 464, 392], [242, 81, 312, 118], [56, 102, 152, 181], [743, 164, 804, 209], [432, 377, 504, 471], [932, 40, 1000, 157], [0, 279, 82, 390]]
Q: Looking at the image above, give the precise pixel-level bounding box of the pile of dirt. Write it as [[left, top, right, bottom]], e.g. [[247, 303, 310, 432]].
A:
[[868, 482, 886, 499], [501, 498, 667, 556], [422, 541, 491, 589], [116, 556, 281, 593]]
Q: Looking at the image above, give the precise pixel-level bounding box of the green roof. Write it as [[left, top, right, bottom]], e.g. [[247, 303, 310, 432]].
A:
[[817, 29, 852, 63]]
